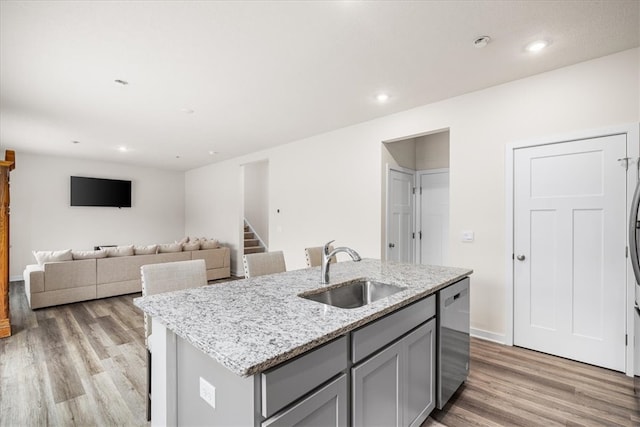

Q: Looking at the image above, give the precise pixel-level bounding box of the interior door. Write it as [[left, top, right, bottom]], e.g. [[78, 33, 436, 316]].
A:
[[387, 169, 414, 263], [514, 134, 627, 371], [418, 170, 449, 266]]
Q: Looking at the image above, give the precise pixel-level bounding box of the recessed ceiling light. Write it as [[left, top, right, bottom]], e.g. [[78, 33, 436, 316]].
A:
[[208, 150, 218, 155], [181, 108, 195, 114], [376, 93, 390, 102], [71, 140, 80, 144], [114, 79, 129, 85], [473, 36, 491, 48], [176, 155, 181, 159], [525, 40, 549, 53], [118, 146, 128, 152]]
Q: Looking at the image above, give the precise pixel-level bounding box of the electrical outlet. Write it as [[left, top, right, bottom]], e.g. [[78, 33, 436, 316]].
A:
[[199, 377, 216, 409]]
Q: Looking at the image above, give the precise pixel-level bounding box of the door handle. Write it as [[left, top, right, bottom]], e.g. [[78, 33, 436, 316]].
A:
[[516, 254, 526, 261], [389, 243, 395, 248]]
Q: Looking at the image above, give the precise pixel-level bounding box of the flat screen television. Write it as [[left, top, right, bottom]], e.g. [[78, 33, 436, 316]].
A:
[[70, 176, 132, 208]]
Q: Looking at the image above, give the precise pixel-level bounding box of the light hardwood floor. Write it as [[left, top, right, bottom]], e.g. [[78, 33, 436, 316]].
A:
[[1, 281, 638, 426]]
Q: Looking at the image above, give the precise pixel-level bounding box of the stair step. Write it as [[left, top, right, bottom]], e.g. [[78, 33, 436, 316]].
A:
[[245, 246, 265, 254], [244, 232, 254, 239], [244, 225, 249, 232], [245, 239, 260, 247]]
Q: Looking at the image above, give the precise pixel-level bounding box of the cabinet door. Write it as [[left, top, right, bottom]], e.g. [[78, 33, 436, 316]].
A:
[[352, 340, 403, 427], [404, 320, 436, 427], [262, 374, 347, 427]]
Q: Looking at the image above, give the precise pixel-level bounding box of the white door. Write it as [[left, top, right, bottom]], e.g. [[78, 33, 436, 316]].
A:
[[387, 169, 414, 263], [418, 170, 449, 266], [514, 134, 627, 371]]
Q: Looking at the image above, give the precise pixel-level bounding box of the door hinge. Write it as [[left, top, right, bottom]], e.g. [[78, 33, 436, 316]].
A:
[[412, 232, 415, 239], [512, 253, 515, 260], [626, 246, 629, 258], [420, 187, 423, 195], [419, 231, 422, 240], [412, 187, 416, 195], [625, 334, 628, 346]]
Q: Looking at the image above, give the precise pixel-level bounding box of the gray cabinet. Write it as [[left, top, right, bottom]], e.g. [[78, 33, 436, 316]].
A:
[[352, 319, 436, 427], [405, 321, 436, 427], [262, 374, 347, 427], [352, 339, 403, 426]]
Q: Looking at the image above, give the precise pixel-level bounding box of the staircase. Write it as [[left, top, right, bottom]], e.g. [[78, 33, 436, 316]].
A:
[[244, 221, 265, 255]]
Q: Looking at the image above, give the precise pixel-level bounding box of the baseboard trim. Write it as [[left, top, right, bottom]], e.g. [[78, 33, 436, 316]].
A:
[[9, 275, 22, 283], [470, 327, 506, 345]]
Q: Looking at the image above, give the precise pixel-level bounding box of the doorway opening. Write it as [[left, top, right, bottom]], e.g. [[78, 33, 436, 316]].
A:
[[382, 130, 450, 265], [242, 160, 269, 256]]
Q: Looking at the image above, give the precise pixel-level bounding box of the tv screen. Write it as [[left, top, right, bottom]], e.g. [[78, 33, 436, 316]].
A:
[[70, 176, 132, 208]]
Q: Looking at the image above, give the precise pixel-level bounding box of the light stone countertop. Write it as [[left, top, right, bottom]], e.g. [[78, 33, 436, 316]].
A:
[[134, 259, 472, 377]]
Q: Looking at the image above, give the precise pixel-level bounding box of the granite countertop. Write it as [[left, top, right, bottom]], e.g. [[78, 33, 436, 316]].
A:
[[134, 259, 472, 377]]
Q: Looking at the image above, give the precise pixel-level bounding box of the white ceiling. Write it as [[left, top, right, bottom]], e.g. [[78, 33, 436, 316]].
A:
[[1, 1, 639, 171]]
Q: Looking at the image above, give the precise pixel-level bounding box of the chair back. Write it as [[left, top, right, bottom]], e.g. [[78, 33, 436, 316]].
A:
[[305, 246, 336, 267], [243, 251, 286, 278], [141, 259, 207, 345]]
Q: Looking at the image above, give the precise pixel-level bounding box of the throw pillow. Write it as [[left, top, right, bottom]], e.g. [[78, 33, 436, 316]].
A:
[[176, 236, 189, 245], [32, 249, 73, 265], [72, 249, 107, 260], [134, 245, 158, 255], [158, 243, 182, 253], [200, 239, 220, 249], [182, 242, 200, 251], [102, 245, 135, 257]]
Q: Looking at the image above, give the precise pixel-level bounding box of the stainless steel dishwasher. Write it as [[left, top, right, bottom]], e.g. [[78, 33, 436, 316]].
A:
[[437, 277, 470, 409]]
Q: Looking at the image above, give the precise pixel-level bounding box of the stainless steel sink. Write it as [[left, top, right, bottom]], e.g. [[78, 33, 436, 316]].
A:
[[300, 279, 406, 309]]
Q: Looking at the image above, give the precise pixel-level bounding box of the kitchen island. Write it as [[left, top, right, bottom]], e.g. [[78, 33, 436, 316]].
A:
[[135, 259, 472, 426]]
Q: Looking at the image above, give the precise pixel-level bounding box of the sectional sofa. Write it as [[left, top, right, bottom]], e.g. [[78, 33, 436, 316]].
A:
[[23, 245, 230, 309]]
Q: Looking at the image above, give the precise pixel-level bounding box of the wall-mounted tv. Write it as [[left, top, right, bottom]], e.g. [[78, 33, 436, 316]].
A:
[[70, 176, 132, 208]]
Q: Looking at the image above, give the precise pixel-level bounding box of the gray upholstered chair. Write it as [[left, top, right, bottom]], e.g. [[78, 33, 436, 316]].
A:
[[304, 245, 336, 267], [141, 259, 207, 420], [242, 251, 286, 278]]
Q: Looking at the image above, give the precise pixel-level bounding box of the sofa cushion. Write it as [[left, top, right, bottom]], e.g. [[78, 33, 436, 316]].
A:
[[72, 249, 107, 260], [43, 259, 97, 291], [96, 252, 191, 284], [33, 249, 73, 266], [103, 245, 135, 257], [134, 245, 158, 255], [200, 239, 220, 249], [158, 243, 182, 253], [183, 242, 200, 251], [191, 247, 229, 269]]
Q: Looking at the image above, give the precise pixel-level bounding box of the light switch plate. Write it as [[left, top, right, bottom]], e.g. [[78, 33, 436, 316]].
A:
[[199, 377, 216, 409], [461, 230, 474, 242]]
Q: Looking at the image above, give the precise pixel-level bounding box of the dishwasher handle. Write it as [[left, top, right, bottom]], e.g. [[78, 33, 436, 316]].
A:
[[444, 288, 468, 307]]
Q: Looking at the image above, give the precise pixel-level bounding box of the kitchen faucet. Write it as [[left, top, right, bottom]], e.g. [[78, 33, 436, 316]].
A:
[[321, 240, 361, 284]]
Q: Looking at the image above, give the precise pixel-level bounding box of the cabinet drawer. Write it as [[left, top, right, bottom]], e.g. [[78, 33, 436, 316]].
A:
[[261, 335, 348, 418], [262, 374, 347, 427], [352, 295, 435, 363]]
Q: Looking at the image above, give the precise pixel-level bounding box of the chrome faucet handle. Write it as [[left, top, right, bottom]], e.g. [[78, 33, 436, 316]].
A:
[[323, 240, 335, 256]]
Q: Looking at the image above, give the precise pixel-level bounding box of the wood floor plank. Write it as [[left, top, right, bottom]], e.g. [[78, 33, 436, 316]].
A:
[[43, 338, 87, 403], [95, 315, 133, 346], [58, 307, 104, 376]]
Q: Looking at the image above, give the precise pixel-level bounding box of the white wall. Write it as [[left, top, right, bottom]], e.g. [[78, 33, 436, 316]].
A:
[[185, 48, 639, 338], [243, 160, 269, 246], [10, 153, 185, 278], [416, 131, 449, 170]]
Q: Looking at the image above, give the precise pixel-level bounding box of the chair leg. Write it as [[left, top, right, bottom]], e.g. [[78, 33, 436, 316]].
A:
[[147, 348, 152, 422]]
